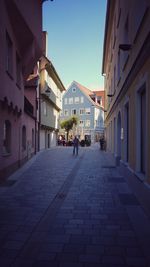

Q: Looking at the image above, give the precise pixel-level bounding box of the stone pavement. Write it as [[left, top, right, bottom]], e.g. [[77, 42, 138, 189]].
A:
[[0, 144, 150, 267]]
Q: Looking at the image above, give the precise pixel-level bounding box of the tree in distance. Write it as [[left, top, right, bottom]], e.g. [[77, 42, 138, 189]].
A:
[[60, 116, 78, 141]]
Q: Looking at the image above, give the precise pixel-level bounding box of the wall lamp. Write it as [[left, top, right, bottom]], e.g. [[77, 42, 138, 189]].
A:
[[107, 92, 115, 97], [107, 89, 116, 97], [119, 44, 132, 51]]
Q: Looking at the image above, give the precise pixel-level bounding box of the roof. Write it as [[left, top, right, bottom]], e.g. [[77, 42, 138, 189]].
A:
[[73, 81, 102, 108], [93, 90, 105, 97], [42, 55, 66, 92], [74, 81, 93, 96], [102, 0, 115, 74]]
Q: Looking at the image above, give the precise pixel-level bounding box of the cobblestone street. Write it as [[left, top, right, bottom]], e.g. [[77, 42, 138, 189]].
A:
[[0, 144, 150, 267]]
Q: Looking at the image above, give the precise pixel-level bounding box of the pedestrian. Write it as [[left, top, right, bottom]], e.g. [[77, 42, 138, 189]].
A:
[[99, 136, 105, 150], [73, 136, 79, 156]]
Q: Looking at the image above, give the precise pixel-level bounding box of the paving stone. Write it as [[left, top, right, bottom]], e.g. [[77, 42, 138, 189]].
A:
[[41, 243, 64, 253], [37, 252, 56, 261], [126, 257, 147, 266], [57, 253, 79, 262], [44, 234, 70, 243], [0, 259, 13, 266], [118, 193, 140, 206], [3, 240, 25, 250], [79, 254, 100, 263], [70, 235, 91, 244], [86, 245, 104, 255], [33, 261, 58, 267], [59, 263, 82, 267], [13, 259, 34, 267], [0, 248, 19, 259], [104, 246, 125, 256], [102, 255, 125, 265]]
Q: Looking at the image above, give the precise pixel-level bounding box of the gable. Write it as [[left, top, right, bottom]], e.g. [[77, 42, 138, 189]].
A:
[[63, 81, 100, 107]]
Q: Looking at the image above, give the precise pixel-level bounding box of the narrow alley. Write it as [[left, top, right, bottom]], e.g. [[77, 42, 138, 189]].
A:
[[0, 145, 150, 267]]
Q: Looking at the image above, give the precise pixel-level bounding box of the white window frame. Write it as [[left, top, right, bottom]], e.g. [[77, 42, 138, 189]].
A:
[[81, 96, 84, 103], [64, 109, 69, 116], [71, 109, 77, 115], [69, 97, 73, 104], [79, 120, 84, 126], [79, 108, 84, 115], [64, 98, 68, 104], [72, 87, 76, 93], [75, 97, 79, 103], [85, 120, 90, 127], [85, 108, 91, 114]]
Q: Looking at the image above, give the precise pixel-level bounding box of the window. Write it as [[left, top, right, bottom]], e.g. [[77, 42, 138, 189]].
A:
[[81, 96, 84, 103], [72, 109, 76, 115], [69, 97, 73, 104], [3, 120, 11, 154], [72, 87, 76, 93], [80, 109, 84, 115], [22, 125, 26, 151], [85, 120, 90, 127], [113, 14, 116, 48], [117, 50, 121, 83], [79, 120, 84, 126], [32, 129, 34, 148], [85, 108, 91, 114], [6, 32, 13, 76], [97, 96, 102, 105], [75, 97, 79, 103], [16, 53, 21, 87], [64, 109, 68, 116], [95, 120, 98, 127], [117, 6, 121, 28], [122, 16, 129, 69], [140, 88, 146, 173], [64, 98, 67, 104], [114, 66, 116, 92]]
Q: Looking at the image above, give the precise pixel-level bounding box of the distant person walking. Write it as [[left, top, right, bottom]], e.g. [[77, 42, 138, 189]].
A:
[[73, 136, 79, 156], [99, 136, 105, 150]]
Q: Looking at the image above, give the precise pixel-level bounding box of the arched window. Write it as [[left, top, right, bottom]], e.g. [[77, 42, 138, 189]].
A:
[[3, 120, 11, 154], [32, 129, 34, 148], [22, 125, 26, 150]]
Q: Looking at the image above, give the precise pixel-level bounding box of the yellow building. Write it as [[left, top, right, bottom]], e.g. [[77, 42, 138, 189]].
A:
[[102, 0, 150, 184]]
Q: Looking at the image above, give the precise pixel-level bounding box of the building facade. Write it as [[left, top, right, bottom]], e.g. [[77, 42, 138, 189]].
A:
[[60, 81, 104, 143], [39, 33, 66, 149], [0, 0, 44, 179], [39, 56, 66, 149], [102, 0, 150, 184]]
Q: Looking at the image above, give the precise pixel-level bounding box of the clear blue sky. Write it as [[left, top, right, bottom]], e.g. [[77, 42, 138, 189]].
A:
[[42, 0, 107, 91]]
